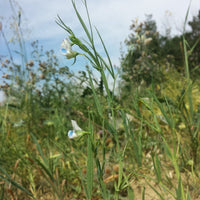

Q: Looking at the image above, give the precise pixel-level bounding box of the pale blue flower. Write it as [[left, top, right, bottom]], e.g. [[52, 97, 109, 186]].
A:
[[60, 38, 78, 59], [68, 130, 78, 139], [71, 120, 82, 131], [68, 120, 83, 139]]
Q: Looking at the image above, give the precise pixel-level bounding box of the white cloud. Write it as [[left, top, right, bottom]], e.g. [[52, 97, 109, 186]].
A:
[[1, 0, 200, 66]]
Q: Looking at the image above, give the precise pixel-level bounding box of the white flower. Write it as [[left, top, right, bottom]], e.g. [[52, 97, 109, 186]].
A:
[[68, 130, 78, 139], [68, 120, 83, 139], [60, 38, 72, 55], [60, 38, 78, 59], [71, 120, 82, 131]]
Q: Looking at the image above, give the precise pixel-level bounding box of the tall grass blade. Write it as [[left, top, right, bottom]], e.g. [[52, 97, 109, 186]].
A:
[[146, 180, 165, 200], [86, 120, 94, 200], [149, 92, 173, 129], [95, 28, 115, 78], [56, 15, 74, 35], [88, 71, 103, 117], [30, 132, 48, 165], [183, 38, 193, 122], [72, 0, 93, 43], [186, 187, 191, 200], [176, 176, 186, 200], [129, 127, 142, 167], [183, 0, 191, 34], [128, 187, 134, 200], [152, 153, 161, 183], [142, 186, 145, 200], [0, 169, 34, 198]]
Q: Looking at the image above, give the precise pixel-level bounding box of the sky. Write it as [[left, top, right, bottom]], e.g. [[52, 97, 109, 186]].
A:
[[0, 0, 200, 69]]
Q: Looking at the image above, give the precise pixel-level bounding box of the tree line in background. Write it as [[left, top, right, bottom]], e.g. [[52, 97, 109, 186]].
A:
[[120, 10, 200, 96]]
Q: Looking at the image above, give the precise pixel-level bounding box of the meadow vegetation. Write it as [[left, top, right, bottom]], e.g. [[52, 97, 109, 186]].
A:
[[0, 0, 200, 199]]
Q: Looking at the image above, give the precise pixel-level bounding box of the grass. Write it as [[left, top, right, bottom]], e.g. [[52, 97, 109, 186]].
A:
[[0, 0, 200, 199]]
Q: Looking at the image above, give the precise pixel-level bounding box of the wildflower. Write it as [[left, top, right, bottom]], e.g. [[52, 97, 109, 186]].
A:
[[60, 38, 78, 59], [71, 120, 82, 131], [68, 120, 84, 139], [68, 130, 78, 139]]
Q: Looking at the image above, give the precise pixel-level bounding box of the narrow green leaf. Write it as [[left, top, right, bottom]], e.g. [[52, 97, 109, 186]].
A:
[[30, 133, 48, 166], [86, 135, 93, 200], [152, 153, 161, 183], [142, 186, 145, 200], [56, 15, 74, 35], [34, 158, 54, 182], [72, 0, 93, 43], [129, 127, 141, 167], [128, 187, 134, 200], [0, 171, 34, 198], [177, 176, 186, 200], [88, 71, 103, 117], [186, 187, 191, 200], [146, 181, 165, 200], [95, 28, 115, 78], [150, 92, 173, 129], [183, 1, 192, 33]]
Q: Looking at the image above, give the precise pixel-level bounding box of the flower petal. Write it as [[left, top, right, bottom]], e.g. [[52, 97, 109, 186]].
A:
[[68, 130, 78, 139], [60, 38, 72, 55], [71, 120, 82, 131], [61, 38, 71, 49], [60, 48, 67, 55]]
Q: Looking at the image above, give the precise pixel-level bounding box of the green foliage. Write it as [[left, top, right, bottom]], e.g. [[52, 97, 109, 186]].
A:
[[1, 0, 200, 199], [185, 10, 200, 78], [120, 14, 164, 88], [120, 10, 200, 94]]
